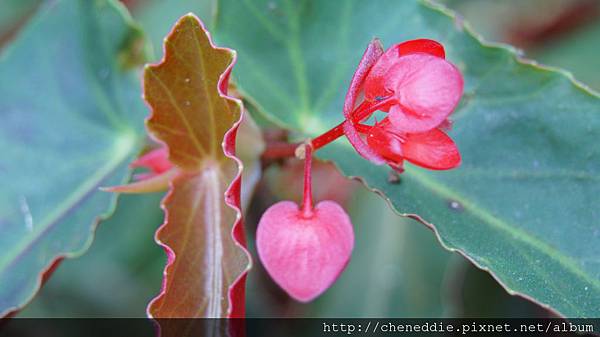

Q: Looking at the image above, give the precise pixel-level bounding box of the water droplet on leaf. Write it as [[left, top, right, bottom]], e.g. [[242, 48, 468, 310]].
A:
[[448, 200, 464, 212]]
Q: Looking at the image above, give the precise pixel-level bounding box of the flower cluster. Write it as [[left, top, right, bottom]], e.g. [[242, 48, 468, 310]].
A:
[[313, 38, 463, 172], [254, 38, 464, 303]]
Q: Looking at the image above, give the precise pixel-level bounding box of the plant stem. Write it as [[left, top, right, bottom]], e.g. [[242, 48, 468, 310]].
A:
[[261, 96, 397, 159], [261, 141, 299, 159], [301, 143, 314, 218], [311, 97, 396, 150], [311, 122, 345, 150]]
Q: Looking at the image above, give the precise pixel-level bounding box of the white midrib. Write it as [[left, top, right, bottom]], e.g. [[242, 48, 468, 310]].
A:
[[202, 165, 224, 318]]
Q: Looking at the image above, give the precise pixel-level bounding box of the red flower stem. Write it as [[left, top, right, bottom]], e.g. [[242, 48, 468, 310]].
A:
[[311, 97, 396, 150], [310, 122, 345, 150], [354, 123, 373, 133], [259, 97, 397, 159], [301, 143, 314, 218]]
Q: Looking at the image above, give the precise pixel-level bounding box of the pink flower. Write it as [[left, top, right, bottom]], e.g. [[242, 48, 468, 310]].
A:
[[331, 38, 464, 172], [363, 39, 463, 133]]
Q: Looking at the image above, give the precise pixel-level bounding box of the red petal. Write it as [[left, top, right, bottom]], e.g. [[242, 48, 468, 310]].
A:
[[364, 39, 446, 103], [130, 147, 172, 175], [397, 38, 445, 58], [403, 128, 461, 170], [343, 120, 386, 164], [366, 120, 405, 164], [343, 39, 384, 119], [256, 200, 354, 302], [367, 118, 460, 170], [387, 53, 463, 133]]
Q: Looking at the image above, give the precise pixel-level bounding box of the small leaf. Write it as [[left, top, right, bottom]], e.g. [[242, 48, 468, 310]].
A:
[[144, 14, 250, 318], [0, 0, 146, 316]]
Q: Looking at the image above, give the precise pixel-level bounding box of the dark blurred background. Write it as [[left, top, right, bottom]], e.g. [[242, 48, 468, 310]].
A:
[[2, 0, 598, 317]]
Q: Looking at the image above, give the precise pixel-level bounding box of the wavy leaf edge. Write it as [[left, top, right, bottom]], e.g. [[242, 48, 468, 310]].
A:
[[423, 0, 600, 99], [366, 0, 600, 318], [0, 190, 129, 318], [143, 13, 251, 318], [0, 0, 145, 318]]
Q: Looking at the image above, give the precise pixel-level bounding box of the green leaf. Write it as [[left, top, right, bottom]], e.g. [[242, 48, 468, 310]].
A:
[[132, 0, 217, 61], [534, 21, 600, 92], [0, 0, 146, 316], [438, 0, 600, 92], [0, 0, 41, 48], [211, 0, 600, 317], [18, 193, 164, 317], [311, 189, 454, 317]]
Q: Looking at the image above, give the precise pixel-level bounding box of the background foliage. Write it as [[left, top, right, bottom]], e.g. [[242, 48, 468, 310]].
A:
[[1, 0, 598, 317]]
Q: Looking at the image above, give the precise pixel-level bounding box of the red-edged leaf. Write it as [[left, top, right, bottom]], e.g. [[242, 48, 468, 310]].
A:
[[143, 14, 250, 318]]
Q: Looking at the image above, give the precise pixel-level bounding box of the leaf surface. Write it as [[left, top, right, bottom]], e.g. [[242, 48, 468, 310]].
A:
[[211, 0, 600, 317], [144, 14, 250, 318], [132, 0, 217, 61], [0, 0, 146, 316]]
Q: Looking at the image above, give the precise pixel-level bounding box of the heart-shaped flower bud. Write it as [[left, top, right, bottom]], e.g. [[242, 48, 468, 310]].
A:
[[257, 144, 354, 302], [256, 200, 354, 302]]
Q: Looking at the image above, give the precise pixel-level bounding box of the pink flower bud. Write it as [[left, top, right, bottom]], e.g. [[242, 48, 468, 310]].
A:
[[256, 200, 354, 302]]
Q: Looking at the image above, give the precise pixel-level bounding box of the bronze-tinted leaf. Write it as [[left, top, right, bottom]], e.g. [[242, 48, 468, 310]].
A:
[[143, 14, 250, 318]]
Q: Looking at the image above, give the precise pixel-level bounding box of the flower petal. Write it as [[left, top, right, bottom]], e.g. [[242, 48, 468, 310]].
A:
[[130, 146, 172, 175], [343, 120, 386, 164], [397, 38, 445, 58], [364, 39, 446, 103], [402, 128, 461, 170], [367, 118, 460, 170], [343, 39, 384, 118], [388, 53, 463, 133], [366, 119, 405, 164]]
